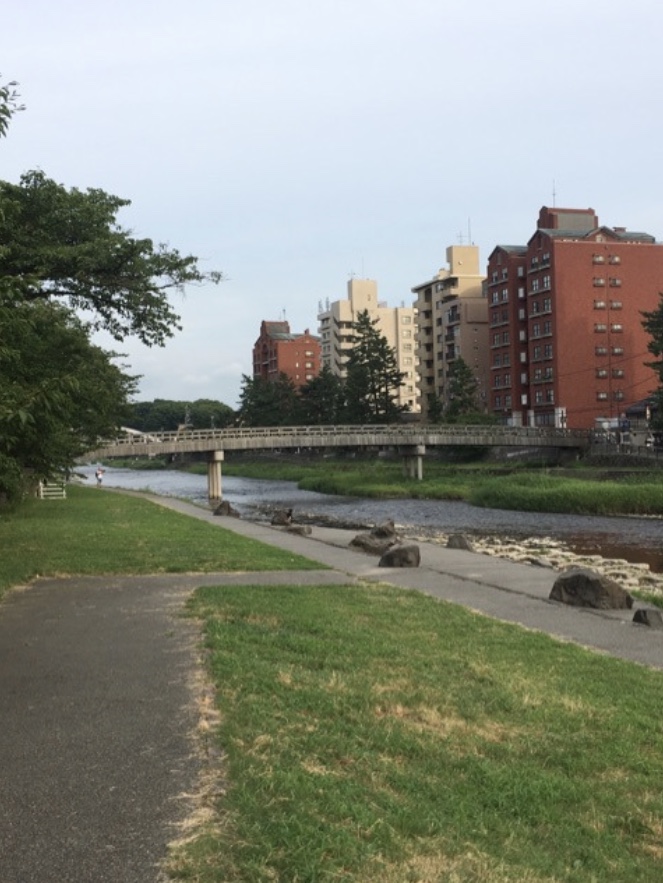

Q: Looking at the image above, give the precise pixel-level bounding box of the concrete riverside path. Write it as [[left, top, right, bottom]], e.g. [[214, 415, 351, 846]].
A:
[[1, 491, 661, 883]]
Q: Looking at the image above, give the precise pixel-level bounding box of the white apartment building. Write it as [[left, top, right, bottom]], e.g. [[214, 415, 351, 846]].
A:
[[317, 277, 420, 413], [412, 245, 488, 421]]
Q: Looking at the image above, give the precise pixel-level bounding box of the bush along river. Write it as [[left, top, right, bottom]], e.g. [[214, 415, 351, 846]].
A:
[[79, 464, 663, 578]]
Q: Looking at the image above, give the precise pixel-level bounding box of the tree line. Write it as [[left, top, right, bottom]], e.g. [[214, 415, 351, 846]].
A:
[[0, 76, 220, 504]]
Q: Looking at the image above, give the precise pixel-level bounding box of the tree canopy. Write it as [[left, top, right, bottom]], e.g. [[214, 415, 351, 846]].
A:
[[642, 295, 663, 430], [0, 296, 137, 500], [0, 170, 221, 347], [344, 310, 406, 423], [0, 76, 223, 503]]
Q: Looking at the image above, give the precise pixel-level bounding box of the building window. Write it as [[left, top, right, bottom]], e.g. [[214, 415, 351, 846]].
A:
[[543, 298, 552, 312], [505, 395, 512, 408], [612, 368, 625, 378], [592, 254, 606, 264], [492, 333, 500, 347], [502, 288, 509, 301], [531, 279, 540, 293], [518, 287, 526, 299], [595, 345, 608, 355], [532, 323, 541, 338], [543, 321, 552, 335], [504, 373, 511, 387], [493, 353, 501, 367], [503, 353, 511, 366], [610, 300, 623, 310], [495, 395, 502, 408], [597, 392, 608, 401], [594, 300, 606, 309], [593, 278, 606, 287], [608, 254, 621, 264], [535, 391, 544, 404], [542, 275, 551, 290], [531, 301, 540, 314], [502, 331, 510, 344], [596, 368, 608, 378], [609, 278, 622, 287], [491, 291, 500, 304], [518, 266, 525, 278], [402, 315, 412, 324], [614, 390, 625, 401], [594, 323, 607, 333], [520, 351, 527, 363], [533, 345, 541, 360], [611, 324, 623, 333], [611, 346, 624, 356], [546, 389, 555, 403], [534, 368, 542, 382], [544, 344, 553, 359]]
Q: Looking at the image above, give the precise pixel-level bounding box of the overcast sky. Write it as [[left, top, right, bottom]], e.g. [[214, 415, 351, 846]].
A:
[[3, 0, 662, 409]]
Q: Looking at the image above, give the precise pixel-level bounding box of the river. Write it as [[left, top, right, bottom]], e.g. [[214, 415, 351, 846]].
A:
[[79, 464, 663, 573]]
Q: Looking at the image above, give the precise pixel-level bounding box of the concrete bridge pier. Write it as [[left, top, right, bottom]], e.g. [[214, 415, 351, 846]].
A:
[[207, 450, 224, 500], [400, 444, 426, 481]]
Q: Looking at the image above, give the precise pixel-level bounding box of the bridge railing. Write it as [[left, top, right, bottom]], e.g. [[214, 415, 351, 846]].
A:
[[91, 423, 589, 452]]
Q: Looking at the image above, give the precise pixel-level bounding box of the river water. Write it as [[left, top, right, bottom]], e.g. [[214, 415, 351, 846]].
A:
[[79, 464, 663, 573]]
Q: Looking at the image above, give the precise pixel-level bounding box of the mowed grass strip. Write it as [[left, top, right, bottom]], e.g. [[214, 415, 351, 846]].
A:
[[173, 581, 663, 883], [0, 485, 320, 598]]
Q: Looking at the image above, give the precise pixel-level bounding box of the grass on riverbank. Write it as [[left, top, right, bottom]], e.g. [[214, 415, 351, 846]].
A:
[[0, 485, 319, 600], [170, 580, 663, 883], [3, 484, 663, 881], [217, 457, 663, 516]]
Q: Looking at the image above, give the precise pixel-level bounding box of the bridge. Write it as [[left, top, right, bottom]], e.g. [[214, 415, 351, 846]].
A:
[[86, 424, 589, 500]]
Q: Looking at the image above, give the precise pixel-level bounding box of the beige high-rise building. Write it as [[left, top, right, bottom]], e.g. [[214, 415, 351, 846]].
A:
[[317, 278, 420, 413], [413, 245, 488, 421]]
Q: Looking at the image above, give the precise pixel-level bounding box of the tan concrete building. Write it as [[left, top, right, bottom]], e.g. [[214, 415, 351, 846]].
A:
[[413, 245, 488, 420], [317, 278, 419, 413]]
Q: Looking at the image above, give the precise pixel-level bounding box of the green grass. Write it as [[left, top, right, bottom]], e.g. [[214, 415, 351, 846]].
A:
[[169, 581, 663, 882], [219, 457, 663, 515], [0, 485, 320, 599]]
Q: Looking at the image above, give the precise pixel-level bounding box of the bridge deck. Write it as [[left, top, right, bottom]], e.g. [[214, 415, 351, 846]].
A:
[[87, 424, 589, 459]]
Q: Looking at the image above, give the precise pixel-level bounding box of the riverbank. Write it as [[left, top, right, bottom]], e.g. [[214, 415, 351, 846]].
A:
[[217, 455, 663, 517]]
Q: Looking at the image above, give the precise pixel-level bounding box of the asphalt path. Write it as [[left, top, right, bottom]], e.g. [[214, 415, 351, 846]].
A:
[[1, 490, 661, 882]]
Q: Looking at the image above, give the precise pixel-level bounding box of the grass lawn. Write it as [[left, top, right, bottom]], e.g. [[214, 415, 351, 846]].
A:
[[0, 484, 319, 600], [170, 581, 663, 883], [3, 483, 663, 881]]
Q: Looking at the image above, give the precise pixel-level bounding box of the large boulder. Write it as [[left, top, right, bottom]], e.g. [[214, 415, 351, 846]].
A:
[[286, 524, 312, 536], [549, 567, 634, 610], [379, 544, 421, 568], [350, 520, 400, 555], [371, 520, 398, 540], [447, 534, 475, 552], [213, 500, 241, 518], [350, 533, 396, 555], [633, 608, 663, 629]]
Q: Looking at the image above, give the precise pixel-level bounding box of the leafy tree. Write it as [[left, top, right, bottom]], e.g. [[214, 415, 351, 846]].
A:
[[0, 295, 136, 501], [444, 357, 483, 423], [0, 75, 23, 139], [298, 366, 346, 424], [189, 399, 235, 429], [128, 398, 235, 431], [344, 310, 406, 424], [237, 374, 301, 426], [0, 170, 222, 346], [641, 295, 663, 430]]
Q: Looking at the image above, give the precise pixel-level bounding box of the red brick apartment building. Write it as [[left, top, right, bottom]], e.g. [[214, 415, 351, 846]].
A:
[[487, 207, 663, 430], [252, 320, 321, 388]]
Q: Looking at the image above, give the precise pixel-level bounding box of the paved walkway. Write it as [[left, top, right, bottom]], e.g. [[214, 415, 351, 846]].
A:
[[1, 492, 661, 881]]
